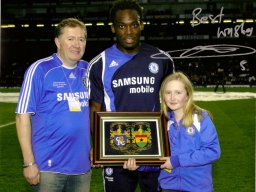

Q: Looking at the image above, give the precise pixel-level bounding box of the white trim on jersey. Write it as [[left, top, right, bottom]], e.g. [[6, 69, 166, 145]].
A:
[[44, 66, 62, 79], [87, 52, 113, 111], [17, 56, 53, 114], [101, 52, 111, 112], [87, 53, 102, 99]]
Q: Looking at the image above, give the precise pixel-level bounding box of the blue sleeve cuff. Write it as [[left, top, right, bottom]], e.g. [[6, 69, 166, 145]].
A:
[[170, 155, 180, 169]]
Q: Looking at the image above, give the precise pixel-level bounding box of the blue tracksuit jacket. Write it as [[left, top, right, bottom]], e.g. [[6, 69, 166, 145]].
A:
[[158, 111, 221, 192]]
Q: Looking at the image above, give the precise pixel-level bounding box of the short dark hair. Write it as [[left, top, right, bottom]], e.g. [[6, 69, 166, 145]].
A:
[[109, 0, 143, 23], [55, 18, 86, 38]]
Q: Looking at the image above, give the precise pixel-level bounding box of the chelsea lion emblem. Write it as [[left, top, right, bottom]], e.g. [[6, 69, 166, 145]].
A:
[[148, 62, 159, 74]]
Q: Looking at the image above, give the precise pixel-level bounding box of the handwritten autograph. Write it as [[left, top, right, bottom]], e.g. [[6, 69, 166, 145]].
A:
[[191, 7, 224, 27], [151, 44, 256, 59], [191, 7, 254, 38], [240, 60, 247, 71]]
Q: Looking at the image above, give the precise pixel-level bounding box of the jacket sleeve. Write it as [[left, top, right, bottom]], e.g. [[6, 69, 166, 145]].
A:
[[172, 113, 221, 168]]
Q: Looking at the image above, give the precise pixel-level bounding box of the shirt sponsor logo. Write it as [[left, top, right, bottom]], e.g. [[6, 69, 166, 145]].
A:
[[129, 85, 154, 94], [57, 91, 89, 101], [112, 77, 155, 87], [112, 77, 155, 94]]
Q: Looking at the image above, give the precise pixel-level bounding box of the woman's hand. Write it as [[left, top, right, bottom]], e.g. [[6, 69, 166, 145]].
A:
[[160, 157, 173, 170]]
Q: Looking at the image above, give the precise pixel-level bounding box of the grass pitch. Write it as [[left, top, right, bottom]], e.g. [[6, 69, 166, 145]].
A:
[[0, 98, 255, 191]]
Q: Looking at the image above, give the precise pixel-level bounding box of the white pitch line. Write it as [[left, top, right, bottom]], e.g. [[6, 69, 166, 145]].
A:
[[0, 121, 16, 129]]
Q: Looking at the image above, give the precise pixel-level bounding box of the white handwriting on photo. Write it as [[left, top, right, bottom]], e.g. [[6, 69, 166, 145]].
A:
[[191, 7, 253, 38]]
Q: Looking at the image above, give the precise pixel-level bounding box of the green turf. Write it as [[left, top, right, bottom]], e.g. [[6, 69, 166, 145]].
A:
[[0, 99, 255, 191], [197, 99, 255, 192], [195, 87, 256, 93], [0, 88, 21, 93]]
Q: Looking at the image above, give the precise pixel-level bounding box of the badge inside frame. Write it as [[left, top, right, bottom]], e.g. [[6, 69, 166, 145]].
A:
[[93, 112, 170, 166]]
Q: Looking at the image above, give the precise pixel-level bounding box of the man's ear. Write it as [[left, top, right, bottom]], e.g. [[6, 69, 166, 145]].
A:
[[111, 25, 116, 33], [54, 37, 60, 49]]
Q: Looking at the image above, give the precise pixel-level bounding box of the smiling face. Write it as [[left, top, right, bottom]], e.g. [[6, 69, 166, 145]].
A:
[[55, 26, 87, 67], [111, 9, 144, 54], [164, 80, 188, 116]]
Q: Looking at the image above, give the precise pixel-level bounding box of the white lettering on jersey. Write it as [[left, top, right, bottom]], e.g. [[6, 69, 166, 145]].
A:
[[57, 91, 89, 101], [112, 77, 155, 88], [53, 81, 67, 88], [130, 85, 154, 93]]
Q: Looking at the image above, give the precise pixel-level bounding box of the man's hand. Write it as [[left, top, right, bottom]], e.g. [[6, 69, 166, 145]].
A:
[[23, 164, 40, 185], [123, 158, 139, 171]]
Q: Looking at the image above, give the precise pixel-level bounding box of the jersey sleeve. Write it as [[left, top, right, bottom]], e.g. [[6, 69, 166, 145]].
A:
[[16, 63, 44, 114], [88, 58, 104, 104]]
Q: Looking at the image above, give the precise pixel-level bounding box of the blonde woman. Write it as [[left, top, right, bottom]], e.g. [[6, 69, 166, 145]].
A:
[[159, 72, 221, 192]]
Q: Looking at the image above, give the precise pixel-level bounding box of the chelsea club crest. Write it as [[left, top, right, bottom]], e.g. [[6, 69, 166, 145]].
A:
[[105, 167, 113, 176], [82, 75, 89, 89], [186, 127, 195, 136], [148, 62, 159, 74]]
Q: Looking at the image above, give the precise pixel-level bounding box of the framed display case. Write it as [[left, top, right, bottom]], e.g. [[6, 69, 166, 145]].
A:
[[92, 112, 169, 166]]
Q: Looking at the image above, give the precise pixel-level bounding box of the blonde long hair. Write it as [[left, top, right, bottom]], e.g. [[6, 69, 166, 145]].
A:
[[160, 72, 207, 128]]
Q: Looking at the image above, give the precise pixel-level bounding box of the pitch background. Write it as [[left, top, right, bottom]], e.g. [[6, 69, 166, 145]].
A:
[[0, 89, 255, 191]]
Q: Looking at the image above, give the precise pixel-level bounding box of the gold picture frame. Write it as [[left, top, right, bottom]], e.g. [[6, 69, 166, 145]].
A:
[[93, 112, 169, 165]]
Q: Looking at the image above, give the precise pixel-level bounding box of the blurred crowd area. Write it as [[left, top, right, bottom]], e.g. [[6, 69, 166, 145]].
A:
[[2, 25, 255, 88], [1, 51, 255, 88], [2, 0, 255, 88], [174, 56, 256, 88]]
